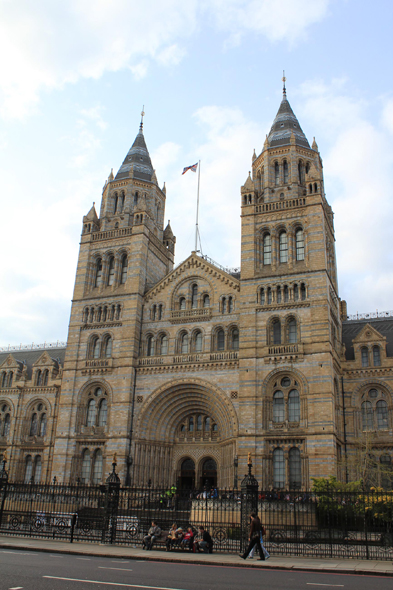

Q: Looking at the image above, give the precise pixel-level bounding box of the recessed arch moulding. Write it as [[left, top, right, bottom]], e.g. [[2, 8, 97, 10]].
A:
[[132, 377, 238, 488]]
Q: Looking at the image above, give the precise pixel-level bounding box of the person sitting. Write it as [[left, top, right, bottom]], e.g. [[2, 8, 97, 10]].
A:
[[195, 526, 213, 553], [180, 526, 194, 551], [166, 523, 182, 551], [143, 521, 161, 550]]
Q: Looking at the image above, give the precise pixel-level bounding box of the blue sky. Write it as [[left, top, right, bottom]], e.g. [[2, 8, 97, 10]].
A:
[[1, 0, 393, 347]]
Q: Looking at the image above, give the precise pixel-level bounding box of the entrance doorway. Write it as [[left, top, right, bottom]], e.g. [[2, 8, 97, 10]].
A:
[[179, 458, 195, 489], [200, 458, 217, 489]]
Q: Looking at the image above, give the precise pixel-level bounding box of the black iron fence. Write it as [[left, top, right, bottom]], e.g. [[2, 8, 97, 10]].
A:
[[0, 479, 392, 559]]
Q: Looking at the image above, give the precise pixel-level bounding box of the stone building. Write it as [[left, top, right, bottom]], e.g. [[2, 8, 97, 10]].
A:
[[1, 87, 392, 489]]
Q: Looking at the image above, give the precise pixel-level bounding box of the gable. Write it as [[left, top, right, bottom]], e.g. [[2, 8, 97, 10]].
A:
[[0, 354, 23, 371], [352, 323, 386, 345]]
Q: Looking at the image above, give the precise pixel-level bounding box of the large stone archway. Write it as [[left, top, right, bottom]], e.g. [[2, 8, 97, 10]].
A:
[[132, 378, 238, 488]]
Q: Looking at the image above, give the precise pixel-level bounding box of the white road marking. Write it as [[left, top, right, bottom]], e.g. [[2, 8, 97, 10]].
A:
[[9, 587, 24, 589], [76, 557, 91, 560], [306, 585, 344, 588], [43, 576, 188, 590], [1, 551, 34, 555], [50, 555, 63, 557], [99, 567, 133, 572], [111, 560, 130, 563]]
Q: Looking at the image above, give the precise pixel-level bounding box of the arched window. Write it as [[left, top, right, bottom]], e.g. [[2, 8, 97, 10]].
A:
[[203, 294, 210, 308], [25, 455, 33, 483], [197, 415, 203, 431], [107, 257, 115, 286], [273, 319, 281, 345], [314, 182, 318, 193], [298, 161, 304, 184], [30, 413, 38, 436], [228, 296, 233, 313], [119, 192, 124, 213], [87, 399, 96, 427], [113, 193, 118, 214], [205, 417, 210, 431], [373, 346, 381, 367], [1, 372, 6, 388], [40, 414, 47, 437], [217, 329, 225, 351], [158, 304, 163, 320], [273, 391, 285, 422], [273, 448, 285, 488], [296, 229, 305, 261], [81, 449, 91, 483], [189, 417, 194, 432], [293, 284, 299, 301], [98, 399, 107, 427], [288, 390, 300, 422], [34, 456, 42, 483], [289, 447, 301, 489], [260, 288, 265, 305], [35, 370, 42, 386], [195, 331, 203, 353], [267, 287, 272, 304], [191, 284, 198, 309], [43, 370, 49, 386], [102, 336, 112, 358], [146, 336, 153, 357], [361, 347, 369, 367], [116, 304, 121, 320], [95, 259, 103, 287], [288, 318, 297, 343], [8, 372, 13, 387], [160, 335, 168, 355], [120, 255, 128, 284], [300, 283, 306, 300], [3, 413, 10, 437], [283, 160, 288, 184], [283, 285, 288, 302], [263, 234, 272, 265], [376, 400, 388, 430], [179, 297, 186, 310], [181, 333, 188, 354], [274, 162, 279, 185], [279, 231, 288, 263], [221, 297, 226, 314], [231, 327, 239, 351], [361, 401, 373, 430], [277, 286, 282, 304], [152, 305, 156, 320], [92, 450, 103, 484]]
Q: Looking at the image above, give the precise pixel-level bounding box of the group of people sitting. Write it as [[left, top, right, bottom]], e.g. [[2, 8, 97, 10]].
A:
[[142, 521, 213, 553]]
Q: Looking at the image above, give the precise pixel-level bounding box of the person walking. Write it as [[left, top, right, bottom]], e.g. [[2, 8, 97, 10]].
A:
[[239, 513, 265, 561]]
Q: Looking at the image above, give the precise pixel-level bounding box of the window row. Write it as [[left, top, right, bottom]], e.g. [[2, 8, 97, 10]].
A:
[[112, 190, 126, 215], [273, 447, 302, 489], [261, 228, 305, 265], [34, 369, 49, 387], [0, 403, 11, 437], [94, 254, 128, 288], [175, 284, 236, 314], [0, 371, 13, 388], [179, 415, 218, 433], [268, 316, 299, 345], [151, 304, 164, 320], [82, 303, 122, 324], [259, 283, 307, 305], [88, 335, 113, 359], [360, 346, 381, 368], [273, 389, 301, 422], [29, 402, 48, 437], [145, 327, 239, 356], [86, 389, 108, 428]]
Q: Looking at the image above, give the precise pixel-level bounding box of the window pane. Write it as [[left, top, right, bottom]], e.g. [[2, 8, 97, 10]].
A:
[[95, 260, 102, 287], [180, 297, 186, 310], [160, 335, 168, 355], [273, 321, 281, 345], [373, 346, 381, 367], [181, 333, 188, 354], [205, 417, 210, 431], [191, 285, 198, 308], [263, 234, 271, 265], [277, 287, 282, 303], [105, 337, 112, 358], [293, 284, 299, 301], [197, 415, 202, 431], [273, 448, 285, 488], [283, 161, 288, 184], [376, 400, 388, 430], [81, 450, 91, 483], [361, 401, 373, 430], [87, 399, 96, 427], [92, 450, 103, 484], [361, 348, 369, 367], [203, 295, 210, 308], [121, 256, 128, 284], [217, 329, 225, 351], [273, 391, 285, 422], [296, 229, 304, 261], [289, 447, 301, 489], [288, 319, 297, 343], [108, 257, 115, 285], [34, 456, 42, 483], [231, 328, 239, 351], [267, 287, 272, 304], [260, 288, 265, 305], [288, 390, 300, 422], [275, 162, 279, 185], [98, 399, 107, 427], [279, 232, 288, 263], [40, 414, 47, 437], [30, 414, 38, 436], [195, 332, 202, 352], [189, 417, 194, 432], [147, 336, 153, 356], [93, 339, 100, 359], [228, 297, 233, 313], [25, 456, 33, 483], [284, 286, 289, 302]]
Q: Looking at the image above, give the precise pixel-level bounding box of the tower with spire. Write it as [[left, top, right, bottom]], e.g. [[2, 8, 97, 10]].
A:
[[52, 116, 176, 482], [238, 79, 342, 484]]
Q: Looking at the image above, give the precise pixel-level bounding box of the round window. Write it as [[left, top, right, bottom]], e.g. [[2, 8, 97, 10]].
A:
[[369, 389, 378, 399], [281, 377, 291, 388]]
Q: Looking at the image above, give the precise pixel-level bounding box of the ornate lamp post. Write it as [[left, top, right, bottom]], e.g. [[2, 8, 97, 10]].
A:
[[0, 450, 9, 529], [103, 453, 121, 544], [240, 453, 259, 554]]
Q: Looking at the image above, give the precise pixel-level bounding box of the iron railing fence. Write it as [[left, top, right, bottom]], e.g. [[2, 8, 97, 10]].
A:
[[0, 482, 392, 559]]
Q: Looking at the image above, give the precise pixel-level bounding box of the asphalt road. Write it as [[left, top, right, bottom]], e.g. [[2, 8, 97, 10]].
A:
[[1, 549, 391, 590]]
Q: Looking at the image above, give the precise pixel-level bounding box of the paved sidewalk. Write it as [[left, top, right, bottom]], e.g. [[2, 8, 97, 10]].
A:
[[0, 535, 393, 576]]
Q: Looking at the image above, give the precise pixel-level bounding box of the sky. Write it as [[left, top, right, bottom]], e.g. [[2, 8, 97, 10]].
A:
[[1, 0, 393, 348]]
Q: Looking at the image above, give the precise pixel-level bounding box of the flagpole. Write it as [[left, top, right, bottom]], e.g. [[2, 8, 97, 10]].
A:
[[195, 160, 201, 252]]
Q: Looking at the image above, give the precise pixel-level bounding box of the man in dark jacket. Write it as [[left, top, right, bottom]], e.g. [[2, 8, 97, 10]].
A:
[[197, 526, 213, 553], [240, 513, 265, 560], [143, 521, 161, 550]]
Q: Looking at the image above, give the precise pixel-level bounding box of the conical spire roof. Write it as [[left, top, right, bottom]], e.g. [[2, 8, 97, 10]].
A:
[[115, 121, 154, 182], [267, 89, 309, 149]]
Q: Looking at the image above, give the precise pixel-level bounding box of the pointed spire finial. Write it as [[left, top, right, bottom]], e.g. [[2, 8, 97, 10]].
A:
[[282, 70, 286, 97], [140, 105, 145, 132]]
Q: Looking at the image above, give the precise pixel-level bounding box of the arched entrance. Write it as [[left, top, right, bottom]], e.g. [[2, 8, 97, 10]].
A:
[[180, 458, 195, 489], [200, 457, 217, 489]]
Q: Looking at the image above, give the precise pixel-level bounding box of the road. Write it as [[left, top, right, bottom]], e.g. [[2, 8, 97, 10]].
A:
[[0, 549, 391, 590]]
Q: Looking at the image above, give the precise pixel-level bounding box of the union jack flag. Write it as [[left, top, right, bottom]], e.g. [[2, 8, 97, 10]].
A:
[[182, 163, 198, 175]]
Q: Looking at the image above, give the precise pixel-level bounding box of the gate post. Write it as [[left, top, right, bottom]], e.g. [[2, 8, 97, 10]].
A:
[[0, 451, 9, 531], [240, 453, 259, 554], [102, 454, 121, 544]]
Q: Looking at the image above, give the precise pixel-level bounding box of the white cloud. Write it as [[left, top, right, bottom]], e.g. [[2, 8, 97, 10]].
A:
[[0, 0, 332, 119]]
